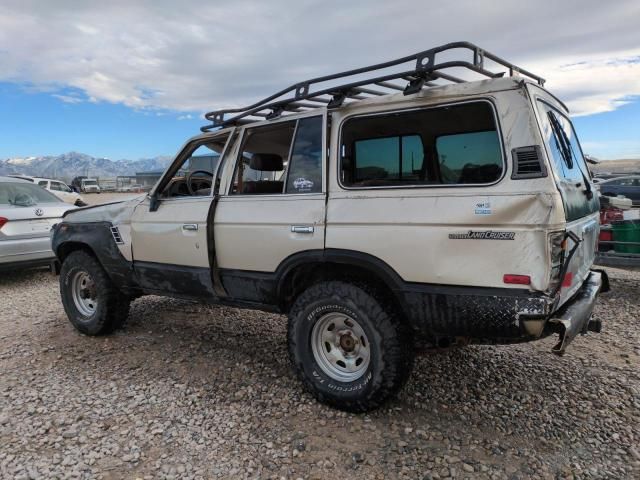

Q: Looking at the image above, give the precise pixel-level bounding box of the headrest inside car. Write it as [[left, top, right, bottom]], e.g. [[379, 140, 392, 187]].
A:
[[250, 153, 284, 171]]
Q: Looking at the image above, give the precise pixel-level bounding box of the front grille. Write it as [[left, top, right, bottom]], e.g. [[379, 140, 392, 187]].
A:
[[110, 226, 124, 245]]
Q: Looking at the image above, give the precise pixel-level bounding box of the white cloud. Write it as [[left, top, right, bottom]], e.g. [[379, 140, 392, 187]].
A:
[[52, 94, 83, 104], [0, 0, 639, 120]]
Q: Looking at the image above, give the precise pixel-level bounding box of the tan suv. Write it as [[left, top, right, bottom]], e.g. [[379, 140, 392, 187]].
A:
[[52, 42, 608, 412]]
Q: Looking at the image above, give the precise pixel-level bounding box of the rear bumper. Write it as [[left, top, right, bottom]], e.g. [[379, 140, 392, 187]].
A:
[[547, 270, 606, 355], [400, 270, 608, 350]]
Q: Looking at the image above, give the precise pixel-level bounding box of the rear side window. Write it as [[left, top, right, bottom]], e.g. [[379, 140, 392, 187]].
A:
[[353, 135, 424, 183], [231, 116, 323, 195], [436, 131, 502, 184], [340, 101, 503, 187], [285, 116, 323, 193]]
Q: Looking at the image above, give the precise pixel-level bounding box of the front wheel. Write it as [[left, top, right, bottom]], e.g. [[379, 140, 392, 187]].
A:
[[59, 250, 131, 335], [287, 281, 414, 412]]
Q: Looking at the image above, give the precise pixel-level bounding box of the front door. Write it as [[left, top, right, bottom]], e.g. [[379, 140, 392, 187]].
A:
[[130, 131, 234, 298], [214, 114, 326, 304]]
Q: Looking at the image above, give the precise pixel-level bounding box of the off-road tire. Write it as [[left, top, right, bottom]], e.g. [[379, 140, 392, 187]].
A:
[[60, 250, 131, 335], [288, 281, 414, 412]]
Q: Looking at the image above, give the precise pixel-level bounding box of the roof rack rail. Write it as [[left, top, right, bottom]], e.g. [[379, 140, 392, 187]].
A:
[[201, 41, 544, 132]]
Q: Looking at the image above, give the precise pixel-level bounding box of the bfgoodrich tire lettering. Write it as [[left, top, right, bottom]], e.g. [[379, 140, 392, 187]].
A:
[[60, 250, 131, 335], [288, 281, 414, 412]]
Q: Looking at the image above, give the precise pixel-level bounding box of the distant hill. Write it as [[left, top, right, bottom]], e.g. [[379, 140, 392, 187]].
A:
[[0, 152, 172, 182], [591, 158, 640, 174]]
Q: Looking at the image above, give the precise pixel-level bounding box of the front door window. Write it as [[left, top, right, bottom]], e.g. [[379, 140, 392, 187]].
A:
[[160, 137, 229, 198]]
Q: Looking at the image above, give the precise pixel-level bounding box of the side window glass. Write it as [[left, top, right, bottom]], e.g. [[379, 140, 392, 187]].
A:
[[231, 121, 296, 195], [352, 135, 424, 185], [341, 101, 502, 187], [436, 131, 502, 184], [160, 136, 229, 198], [38, 181, 48, 187], [285, 116, 323, 193]]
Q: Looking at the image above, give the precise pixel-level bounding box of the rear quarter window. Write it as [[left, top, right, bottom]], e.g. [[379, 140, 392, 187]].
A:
[[340, 101, 503, 188]]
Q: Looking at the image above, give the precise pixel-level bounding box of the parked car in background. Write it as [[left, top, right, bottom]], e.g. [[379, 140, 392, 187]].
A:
[[596, 176, 640, 206], [71, 177, 101, 194], [33, 178, 87, 206], [117, 184, 146, 193], [0, 176, 74, 270]]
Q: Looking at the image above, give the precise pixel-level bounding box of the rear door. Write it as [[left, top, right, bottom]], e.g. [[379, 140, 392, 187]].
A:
[[535, 98, 599, 300], [214, 114, 326, 303]]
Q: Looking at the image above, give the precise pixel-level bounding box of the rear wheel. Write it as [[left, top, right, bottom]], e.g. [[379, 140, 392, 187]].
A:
[[287, 281, 414, 412], [60, 250, 131, 335]]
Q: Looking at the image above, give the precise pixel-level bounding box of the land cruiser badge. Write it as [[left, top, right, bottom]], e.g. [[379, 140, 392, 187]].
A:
[[449, 230, 516, 240]]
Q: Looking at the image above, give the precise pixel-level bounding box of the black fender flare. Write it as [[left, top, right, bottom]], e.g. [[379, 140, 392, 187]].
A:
[[274, 248, 408, 311], [52, 221, 138, 292]]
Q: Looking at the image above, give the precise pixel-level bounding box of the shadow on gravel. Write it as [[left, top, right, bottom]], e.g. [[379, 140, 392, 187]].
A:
[[0, 267, 53, 286]]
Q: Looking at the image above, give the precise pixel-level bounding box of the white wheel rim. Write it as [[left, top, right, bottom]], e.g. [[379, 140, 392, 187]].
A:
[[71, 271, 97, 317], [311, 312, 371, 382]]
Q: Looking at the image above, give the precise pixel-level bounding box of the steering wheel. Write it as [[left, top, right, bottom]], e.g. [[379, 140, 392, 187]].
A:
[[186, 170, 214, 195]]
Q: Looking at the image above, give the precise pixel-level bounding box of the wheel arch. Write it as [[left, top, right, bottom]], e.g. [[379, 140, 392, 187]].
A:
[[55, 240, 98, 263], [275, 249, 408, 315], [52, 222, 139, 293]]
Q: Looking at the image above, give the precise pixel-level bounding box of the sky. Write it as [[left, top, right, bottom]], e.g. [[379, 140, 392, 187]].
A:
[[0, 0, 639, 161]]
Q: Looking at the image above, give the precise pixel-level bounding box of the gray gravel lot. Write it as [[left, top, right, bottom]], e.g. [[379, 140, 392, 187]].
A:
[[0, 267, 638, 479]]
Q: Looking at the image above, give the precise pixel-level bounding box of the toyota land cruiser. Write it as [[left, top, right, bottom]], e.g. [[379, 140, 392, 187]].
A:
[[52, 42, 608, 412]]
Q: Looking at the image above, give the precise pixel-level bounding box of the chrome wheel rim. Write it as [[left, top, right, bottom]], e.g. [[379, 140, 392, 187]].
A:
[[311, 312, 371, 382], [71, 271, 97, 317]]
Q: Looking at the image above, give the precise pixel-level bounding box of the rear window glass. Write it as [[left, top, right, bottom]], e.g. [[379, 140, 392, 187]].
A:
[[340, 101, 503, 187], [537, 100, 590, 183], [0, 182, 62, 206]]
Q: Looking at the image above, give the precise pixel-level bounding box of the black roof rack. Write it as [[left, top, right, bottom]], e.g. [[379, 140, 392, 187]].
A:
[[201, 41, 544, 132]]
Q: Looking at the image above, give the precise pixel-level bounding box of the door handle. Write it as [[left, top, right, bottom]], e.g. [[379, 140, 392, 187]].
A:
[[182, 224, 198, 231], [291, 225, 314, 234]]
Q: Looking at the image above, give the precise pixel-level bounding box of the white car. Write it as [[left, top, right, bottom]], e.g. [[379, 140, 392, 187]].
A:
[[0, 176, 74, 270], [34, 178, 86, 206]]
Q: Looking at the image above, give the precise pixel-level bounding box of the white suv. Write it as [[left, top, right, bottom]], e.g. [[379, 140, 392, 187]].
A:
[[34, 178, 86, 206], [52, 42, 608, 412]]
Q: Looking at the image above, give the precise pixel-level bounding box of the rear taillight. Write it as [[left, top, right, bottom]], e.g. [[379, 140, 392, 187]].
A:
[[548, 231, 567, 291], [0, 217, 8, 230], [503, 274, 531, 285]]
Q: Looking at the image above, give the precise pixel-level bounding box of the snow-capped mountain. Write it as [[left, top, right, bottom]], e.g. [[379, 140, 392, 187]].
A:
[[0, 152, 172, 181]]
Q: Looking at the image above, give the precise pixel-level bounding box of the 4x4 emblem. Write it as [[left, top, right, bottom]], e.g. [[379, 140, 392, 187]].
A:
[[34, 208, 44, 217]]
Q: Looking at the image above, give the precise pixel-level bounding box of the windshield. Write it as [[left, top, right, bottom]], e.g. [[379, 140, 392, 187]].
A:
[[84, 180, 98, 186], [0, 181, 63, 206]]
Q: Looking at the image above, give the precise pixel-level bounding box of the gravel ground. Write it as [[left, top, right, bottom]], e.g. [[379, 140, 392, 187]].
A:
[[0, 267, 638, 479]]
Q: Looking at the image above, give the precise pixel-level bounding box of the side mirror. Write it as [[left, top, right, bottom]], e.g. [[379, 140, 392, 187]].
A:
[[149, 194, 160, 212]]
